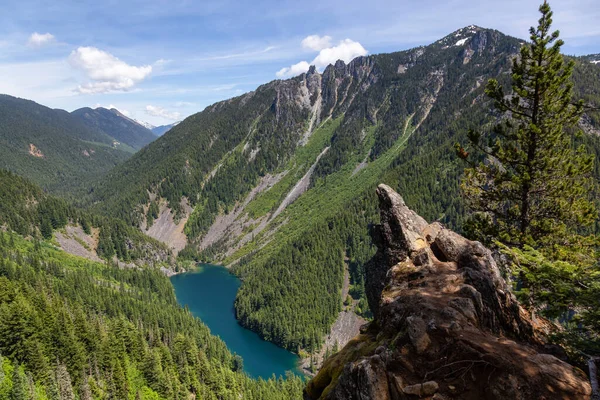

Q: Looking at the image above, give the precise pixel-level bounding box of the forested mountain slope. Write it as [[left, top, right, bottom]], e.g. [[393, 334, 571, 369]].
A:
[[72, 107, 157, 150], [0, 169, 172, 267], [0, 230, 304, 399], [0, 95, 132, 194], [89, 26, 525, 241], [87, 26, 600, 353]]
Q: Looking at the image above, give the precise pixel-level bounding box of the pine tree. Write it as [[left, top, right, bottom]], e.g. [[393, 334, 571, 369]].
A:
[[11, 365, 28, 400], [232, 355, 243, 373], [79, 374, 92, 400], [111, 360, 128, 400], [456, 1, 596, 249], [457, 0, 600, 362], [55, 363, 74, 400], [96, 226, 115, 259], [39, 218, 53, 241], [44, 373, 60, 400]]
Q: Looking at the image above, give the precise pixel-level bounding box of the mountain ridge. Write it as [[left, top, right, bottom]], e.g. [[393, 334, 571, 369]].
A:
[[152, 121, 180, 136], [71, 106, 157, 150], [0, 94, 133, 194]]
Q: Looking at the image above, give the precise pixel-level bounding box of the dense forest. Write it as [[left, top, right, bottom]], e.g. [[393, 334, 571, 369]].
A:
[[0, 169, 171, 265], [0, 231, 304, 399], [0, 95, 133, 195]]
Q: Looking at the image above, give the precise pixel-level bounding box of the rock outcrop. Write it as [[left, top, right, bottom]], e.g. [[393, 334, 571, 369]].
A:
[[304, 184, 591, 400]]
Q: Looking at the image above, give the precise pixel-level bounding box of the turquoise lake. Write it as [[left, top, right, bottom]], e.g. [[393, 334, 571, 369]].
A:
[[170, 264, 301, 379]]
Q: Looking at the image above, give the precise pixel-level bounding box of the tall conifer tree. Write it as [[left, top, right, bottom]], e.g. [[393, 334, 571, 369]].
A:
[[456, 1, 596, 249], [457, 1, 600, 366]]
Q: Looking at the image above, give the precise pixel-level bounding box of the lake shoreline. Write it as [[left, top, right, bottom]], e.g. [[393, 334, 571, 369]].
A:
[[170, 263, 303, 379]]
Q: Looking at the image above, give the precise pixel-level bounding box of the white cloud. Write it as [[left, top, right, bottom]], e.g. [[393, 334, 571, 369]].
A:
[[173, 101, 197, 108], [276, 61, 310, 78], [69, 47, 152, 94], [145, 105, 181, 121], [93, 103, 132, 116], [27, 32, 55, 47], [276, 38, 368, 78], [311, 39, 368, 69], [301, 35, 332, 51]]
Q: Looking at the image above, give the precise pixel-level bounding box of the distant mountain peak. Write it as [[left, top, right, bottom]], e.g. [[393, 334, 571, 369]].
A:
[[133, 118, 156, 130], [437, 25, 485, 47], [71, 106, 157, 150], [103, 108, 156, 130], [108, 107, 126, 116], [151, 121, 180, 136], [579, 53, 600, 65]]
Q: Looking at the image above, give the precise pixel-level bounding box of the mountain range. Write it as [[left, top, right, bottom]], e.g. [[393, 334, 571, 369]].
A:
[[0, 95, 136, 194], [77, 25, 600, 351], [1, 23, 599, 376], [0, 96, 166, 194]]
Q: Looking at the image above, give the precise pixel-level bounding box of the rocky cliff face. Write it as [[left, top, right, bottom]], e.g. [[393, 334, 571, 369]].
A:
[[304, 184, 591, 400]]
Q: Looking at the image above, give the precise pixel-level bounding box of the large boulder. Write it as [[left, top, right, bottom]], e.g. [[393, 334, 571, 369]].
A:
[[304, 184, 591, 400]]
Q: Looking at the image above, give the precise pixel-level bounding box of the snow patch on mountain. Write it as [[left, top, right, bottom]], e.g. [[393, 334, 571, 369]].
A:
[[134, 119, 156, 130]]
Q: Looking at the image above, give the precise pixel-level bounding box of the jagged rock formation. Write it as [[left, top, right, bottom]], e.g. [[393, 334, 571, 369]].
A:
[[304, 184, 591, 399]]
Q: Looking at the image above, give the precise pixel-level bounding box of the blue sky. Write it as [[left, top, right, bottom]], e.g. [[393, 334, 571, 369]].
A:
[[1, 0, 598, 126]]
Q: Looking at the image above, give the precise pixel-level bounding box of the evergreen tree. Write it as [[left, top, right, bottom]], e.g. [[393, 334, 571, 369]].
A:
[[44, 373, 60, 400], [232, 355, 243, 373], [39, 218, 53, 241], [456, 1, 596, 249], [79, 374, 92, 400], [11, 365, 27, 400], [0, 355, 4, 386], [457, 1, 600, 359], [55, 364, 74, 400]]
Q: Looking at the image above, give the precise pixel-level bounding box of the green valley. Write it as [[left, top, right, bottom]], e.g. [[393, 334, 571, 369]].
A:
[[84, 26, 600, 354], [1, 2, 600, 398]]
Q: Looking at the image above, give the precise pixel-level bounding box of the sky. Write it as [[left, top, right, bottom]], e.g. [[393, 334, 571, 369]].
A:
[[0, 0, 598, 126]]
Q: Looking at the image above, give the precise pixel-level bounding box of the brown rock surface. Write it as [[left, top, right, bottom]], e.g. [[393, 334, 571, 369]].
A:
[[144, 198, 191, 254], [304, 184, 591, 400]]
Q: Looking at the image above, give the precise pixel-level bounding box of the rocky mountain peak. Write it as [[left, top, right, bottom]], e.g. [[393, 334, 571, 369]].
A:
[[304, 185, 592, 400], [435, 25, 498, 52]]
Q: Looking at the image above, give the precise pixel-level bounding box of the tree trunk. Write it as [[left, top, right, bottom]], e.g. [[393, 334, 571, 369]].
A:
[[589, 357, 600, 400]]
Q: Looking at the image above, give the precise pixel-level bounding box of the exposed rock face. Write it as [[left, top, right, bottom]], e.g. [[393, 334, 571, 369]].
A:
[[320, 56, 379, 120], [55, 225, 102, 262], [304, 184, 592, 400], [144, 198, 192, 254]]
